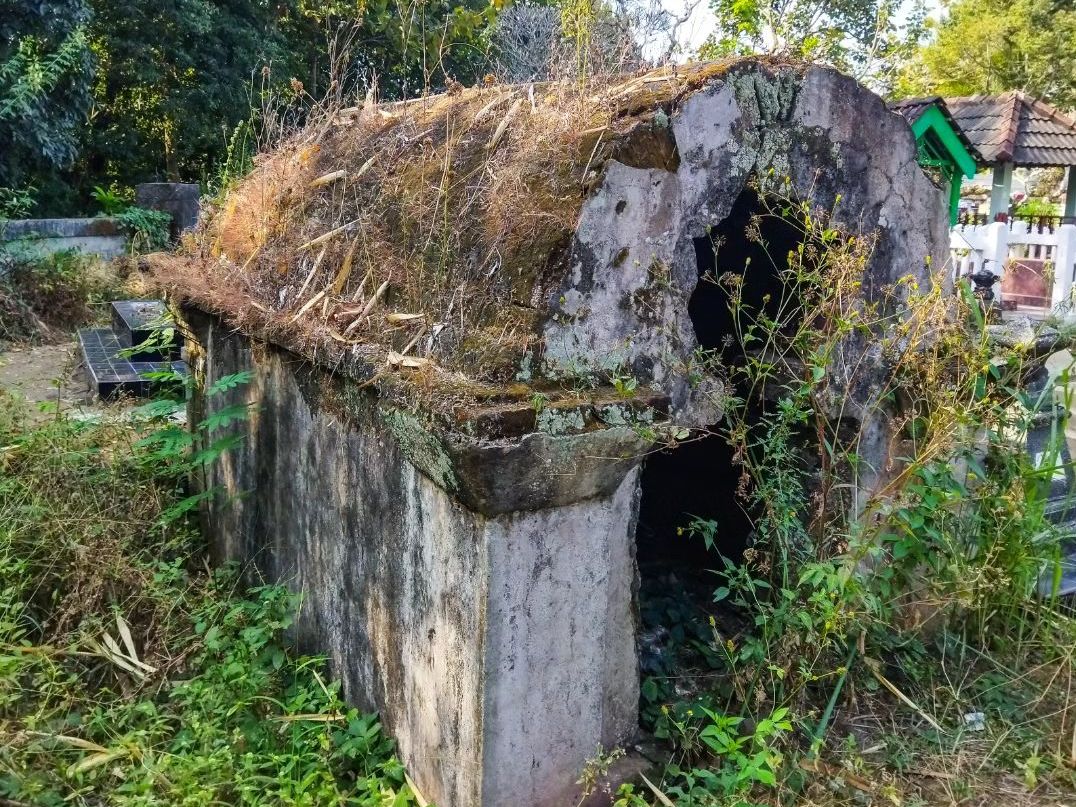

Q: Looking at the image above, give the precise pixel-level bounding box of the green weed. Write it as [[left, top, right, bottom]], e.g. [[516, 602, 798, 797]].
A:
[[0, 387, 412, 805]]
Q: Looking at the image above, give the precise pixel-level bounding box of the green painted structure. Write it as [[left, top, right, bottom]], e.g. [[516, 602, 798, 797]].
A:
[[890, 97, 982, 224]]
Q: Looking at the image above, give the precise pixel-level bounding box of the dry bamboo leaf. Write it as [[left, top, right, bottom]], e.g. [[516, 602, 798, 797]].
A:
[[33, 734, 108, 753], [239, 244, 262, 272], [328, 328, 358, 343], [115, 614, 139, 663], [387, 351, 432, 370], [358, 280, 390, 318], [351, 268, 373, 302], [309, 169, 347, 188], [290, 289, 327, 323], [272, 712, 345, 723], [385, 313, 424, 325], [353, 155, 376, 180], [473, 91, 508, 123], [332, 306, 366, 320], [864, 657, 944, 733], [640, 774, 675, 807], [294, 248, 327, 301], [487, 98, 524, 152], [67, 749, 128, 776], [100, 634, 152, 676], [343, 280, 390, 336], [401, 326, 427, 356], [331, 239, 358, 296], [297, 220, 359, 251]]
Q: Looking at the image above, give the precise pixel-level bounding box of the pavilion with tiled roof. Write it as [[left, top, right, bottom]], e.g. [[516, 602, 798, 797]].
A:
[[944, 91, 1076, 221]]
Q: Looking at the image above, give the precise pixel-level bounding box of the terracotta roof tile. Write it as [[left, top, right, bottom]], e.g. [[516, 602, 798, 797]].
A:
[[945, 91, 1076, 166]]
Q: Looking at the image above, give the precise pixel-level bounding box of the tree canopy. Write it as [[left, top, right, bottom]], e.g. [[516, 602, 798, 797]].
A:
[[702, 0, 926, 85], [0, 0, 93, 198], [3, 0, 502, 216], [896, 0, 1076, 108]]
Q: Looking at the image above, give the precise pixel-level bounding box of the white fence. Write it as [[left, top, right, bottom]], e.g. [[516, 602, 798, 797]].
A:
[[951, 217, 1076, 313]]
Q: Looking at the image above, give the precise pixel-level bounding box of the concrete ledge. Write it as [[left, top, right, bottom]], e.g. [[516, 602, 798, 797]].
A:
[[1, 217, 126, 260]]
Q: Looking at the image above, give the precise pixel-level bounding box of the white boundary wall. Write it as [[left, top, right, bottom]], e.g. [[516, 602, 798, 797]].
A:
[[952, 220, 1076, 312]]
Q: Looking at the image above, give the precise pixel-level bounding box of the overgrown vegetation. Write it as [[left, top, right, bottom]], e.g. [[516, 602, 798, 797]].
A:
[[622, 185, 1076, 805], [0, 247, 123, 345], [0, 381, 414, 805]]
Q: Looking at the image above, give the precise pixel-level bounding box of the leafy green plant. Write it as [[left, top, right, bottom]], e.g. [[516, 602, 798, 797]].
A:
[[90, 184, 129, 215], [632, 182, 1076, 804], [115, 205, 172, 252], [0, 377, 414, 806], [89, 186, 171, 252], [0, 184, 35, 219], [0, 246, 122, 343]]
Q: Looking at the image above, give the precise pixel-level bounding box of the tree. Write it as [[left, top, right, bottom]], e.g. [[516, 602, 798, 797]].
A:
[[78, 0, 500, 202], [0, 0, 93, 200], [897, 0, 1076, 108], [700, 0, 924, 83]]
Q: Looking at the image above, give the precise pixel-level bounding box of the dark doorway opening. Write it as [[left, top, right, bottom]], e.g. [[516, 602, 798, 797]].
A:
[[635, 186, 803, 572], [635, 186, 809, 711], [688, 187, 804, 355]]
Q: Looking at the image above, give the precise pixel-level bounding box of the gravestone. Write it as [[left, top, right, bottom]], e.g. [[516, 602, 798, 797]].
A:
[[135, 183, 201, 240]]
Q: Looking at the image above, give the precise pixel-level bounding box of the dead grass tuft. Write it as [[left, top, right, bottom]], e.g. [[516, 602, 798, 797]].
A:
[[153, 58, 794, 390]]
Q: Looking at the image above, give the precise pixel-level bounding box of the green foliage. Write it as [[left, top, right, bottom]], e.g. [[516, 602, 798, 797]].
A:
[[1015, 197, 1061, 218], [630, 184, 1076, 804], [702, 0, 926, 85], [0, 382, 412, 805], [75, 0, 500, 207], [0, 184, 35, 220], [88, 186, 172, 252], [90, 184, 129, 215], [115, 206, 172, 252], [896, 0, 1076, 108], [0, 1, 93, 196], [0, 247, 121, 343]]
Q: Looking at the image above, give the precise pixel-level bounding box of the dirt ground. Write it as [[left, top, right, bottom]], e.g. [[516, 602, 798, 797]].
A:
[[0, 339, 100, 422]]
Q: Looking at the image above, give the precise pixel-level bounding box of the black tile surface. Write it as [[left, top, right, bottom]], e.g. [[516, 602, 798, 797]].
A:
[[110, 300, 182, 360], [79, 327, 187, 399]]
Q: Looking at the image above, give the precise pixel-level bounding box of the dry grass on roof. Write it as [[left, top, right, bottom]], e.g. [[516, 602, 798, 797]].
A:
[[154, 58, 786, 385]]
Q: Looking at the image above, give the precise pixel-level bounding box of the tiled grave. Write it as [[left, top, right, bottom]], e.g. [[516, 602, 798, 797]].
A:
[[111, 299, 183, 360], [78, 326, 187, 399]]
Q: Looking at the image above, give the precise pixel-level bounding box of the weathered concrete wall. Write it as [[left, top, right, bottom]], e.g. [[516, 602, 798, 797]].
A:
[[186, 308, 641, 807], [541, 63, 951, 503], [176, 60, 955, 807], [0, 217, 126, 260]]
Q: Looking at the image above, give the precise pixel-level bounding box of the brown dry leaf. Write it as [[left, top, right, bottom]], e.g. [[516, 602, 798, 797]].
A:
[[297, 220, 359, 252], [387, 351, 432, 370], [639, 773, 675, 807], [67, 749, 129, 776], [309, 169, 347, 188], [385, 313, 424, 325], [330, 239, 358, 295]]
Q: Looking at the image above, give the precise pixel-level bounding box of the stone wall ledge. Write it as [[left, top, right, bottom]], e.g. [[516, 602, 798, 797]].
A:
[[1, 217, 121, 240], [181, 303, 654, 515]]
